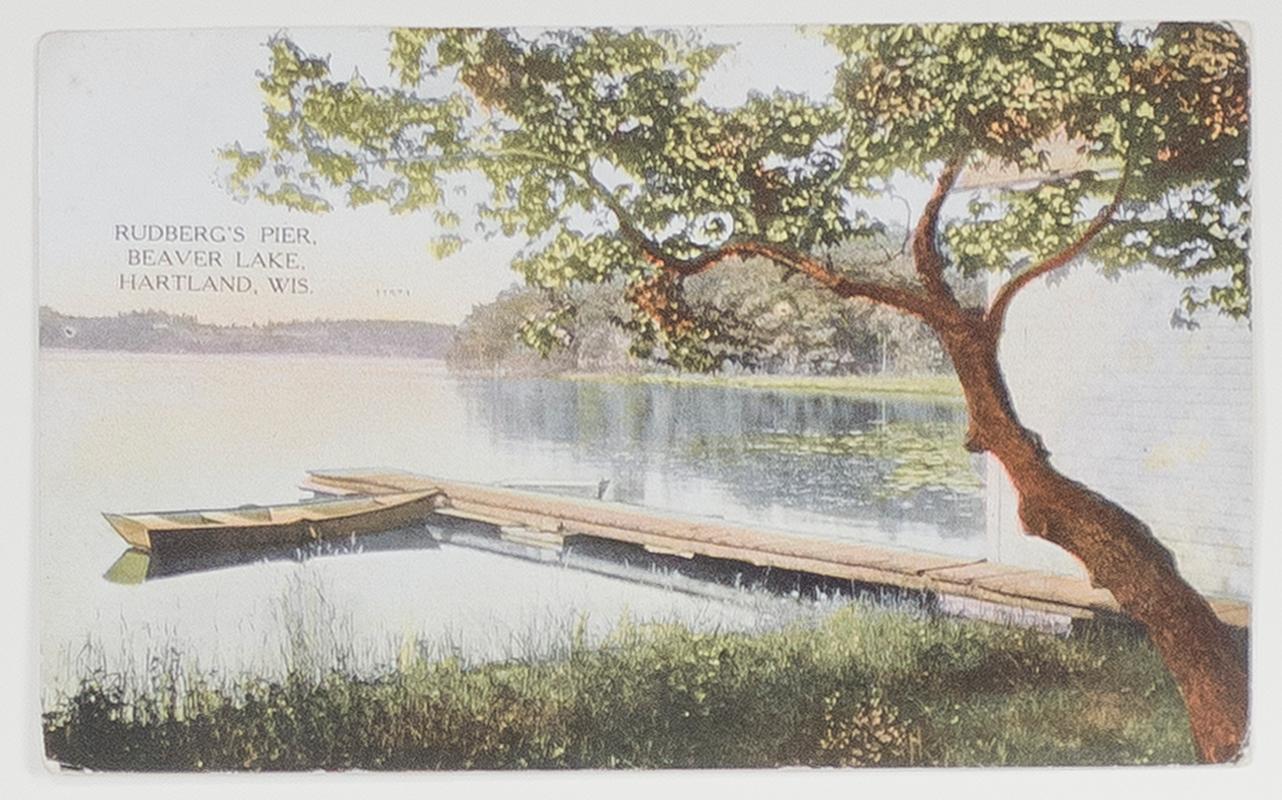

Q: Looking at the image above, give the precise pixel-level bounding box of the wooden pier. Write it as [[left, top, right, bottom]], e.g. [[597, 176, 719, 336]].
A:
[[302, 468, 1249, 629]]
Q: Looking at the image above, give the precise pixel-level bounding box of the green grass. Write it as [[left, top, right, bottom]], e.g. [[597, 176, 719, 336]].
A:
[[563, 371, 964, 400], [43, 602, 1196, 771]]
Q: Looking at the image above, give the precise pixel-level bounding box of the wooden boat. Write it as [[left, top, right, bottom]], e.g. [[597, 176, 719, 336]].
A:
[[102, 490, 441, 552]]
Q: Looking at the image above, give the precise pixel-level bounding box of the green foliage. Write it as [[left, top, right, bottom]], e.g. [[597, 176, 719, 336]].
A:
[[43, 604, 1197, 770], [227, 22, 1251, 367], [222, 34, 471, 215], [837, 22, 1251, 314], [516, 305, 576, 357], [514, 231, 635, 288], [427, 234, 465, 260]]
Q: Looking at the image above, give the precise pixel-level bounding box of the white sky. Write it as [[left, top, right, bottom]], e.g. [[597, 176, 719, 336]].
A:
[[37, 26, 858, 325]]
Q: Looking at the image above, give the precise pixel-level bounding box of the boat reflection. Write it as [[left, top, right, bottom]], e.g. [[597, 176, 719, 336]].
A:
[[103, 525, 443, 584]]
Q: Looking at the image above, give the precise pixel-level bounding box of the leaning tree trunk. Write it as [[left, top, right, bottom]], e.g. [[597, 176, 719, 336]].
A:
[[937, 316, 1248, 763]]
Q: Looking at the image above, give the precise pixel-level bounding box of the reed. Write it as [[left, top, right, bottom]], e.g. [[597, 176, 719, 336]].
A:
[[43, 587, 1197, 770]]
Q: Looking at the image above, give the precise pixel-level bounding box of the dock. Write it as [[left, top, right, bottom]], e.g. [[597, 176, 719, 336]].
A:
[[301, 468, 1250, 629]]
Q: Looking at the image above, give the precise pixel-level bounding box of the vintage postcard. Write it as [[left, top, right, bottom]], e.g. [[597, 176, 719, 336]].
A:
[[36, 21, 1252, 771]]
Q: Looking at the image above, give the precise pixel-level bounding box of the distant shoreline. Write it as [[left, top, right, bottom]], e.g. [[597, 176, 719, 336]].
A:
[[38, 348, 451, 365], [39, 307, 454, 360]]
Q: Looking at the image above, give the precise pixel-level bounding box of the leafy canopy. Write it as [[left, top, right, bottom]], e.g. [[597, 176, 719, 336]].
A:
[[223, 23, 1249, 368]]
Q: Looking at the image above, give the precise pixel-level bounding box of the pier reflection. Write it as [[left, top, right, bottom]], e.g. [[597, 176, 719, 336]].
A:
[[103, 512, 902, 617]]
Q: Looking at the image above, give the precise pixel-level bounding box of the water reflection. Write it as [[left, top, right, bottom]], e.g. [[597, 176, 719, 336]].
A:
[[453, 376, 983, 540], [103, 515, 923, 615], [104, 525, 444, 584]]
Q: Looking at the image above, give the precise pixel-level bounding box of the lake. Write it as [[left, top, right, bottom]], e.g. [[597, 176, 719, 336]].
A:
[[37, 350, 982, 693]]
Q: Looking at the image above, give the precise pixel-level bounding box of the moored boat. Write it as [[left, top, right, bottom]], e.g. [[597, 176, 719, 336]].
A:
[[102, 490, 441, 552]]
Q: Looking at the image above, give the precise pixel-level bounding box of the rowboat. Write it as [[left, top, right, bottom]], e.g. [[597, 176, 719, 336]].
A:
[[102, 490, 441, 552]]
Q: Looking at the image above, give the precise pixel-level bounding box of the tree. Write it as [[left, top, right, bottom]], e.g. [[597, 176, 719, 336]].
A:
[[679, 237, 980, 374], [446, 281, 640, 373], [222, 23, 1251, 761]]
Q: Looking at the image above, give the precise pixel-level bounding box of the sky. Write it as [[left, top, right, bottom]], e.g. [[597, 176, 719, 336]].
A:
[[37, 26, 851, 326]]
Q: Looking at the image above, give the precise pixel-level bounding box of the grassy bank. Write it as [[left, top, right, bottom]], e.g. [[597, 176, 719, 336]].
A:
[[44, 603, 1195, 770], [563, 371, 964, 400]]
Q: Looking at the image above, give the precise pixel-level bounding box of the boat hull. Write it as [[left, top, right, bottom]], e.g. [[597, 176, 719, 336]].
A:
[[102, 491, 441, 553]]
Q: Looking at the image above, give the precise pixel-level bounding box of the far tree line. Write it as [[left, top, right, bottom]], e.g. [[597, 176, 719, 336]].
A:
[[449, 239, 982, 376]]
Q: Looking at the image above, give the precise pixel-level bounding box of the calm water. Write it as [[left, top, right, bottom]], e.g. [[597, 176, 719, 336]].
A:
[[37, 351, 982, 692]]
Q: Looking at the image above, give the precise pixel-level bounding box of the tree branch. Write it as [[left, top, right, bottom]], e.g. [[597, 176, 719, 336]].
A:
[[489, 147, 944, 322], [912, 156, 966, 304], [985, 161, 1133, 334], [671, 240, 943, 321]]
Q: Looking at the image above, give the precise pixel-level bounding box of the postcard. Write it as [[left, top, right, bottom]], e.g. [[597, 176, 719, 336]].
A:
[[36, 21, 1252, 770]]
